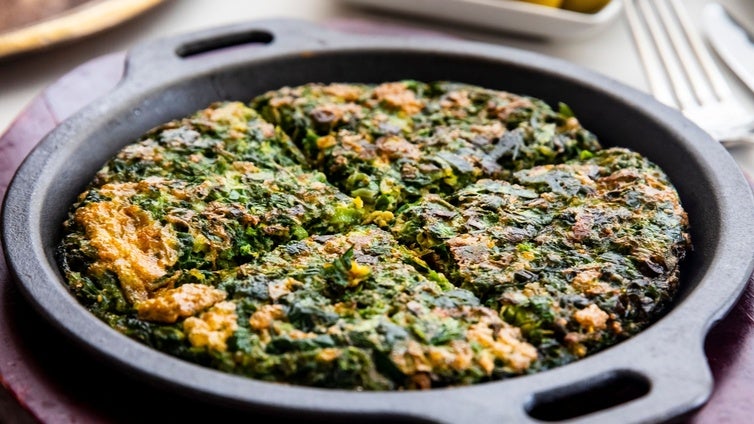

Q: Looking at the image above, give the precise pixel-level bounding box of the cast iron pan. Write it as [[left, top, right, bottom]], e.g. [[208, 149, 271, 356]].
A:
[[3, 19, 754, 424]]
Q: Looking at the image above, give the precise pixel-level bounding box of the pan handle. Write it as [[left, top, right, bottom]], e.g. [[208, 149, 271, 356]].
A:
[[526, 358, 711, 423], [120, 18, 373, 85], [400, 337, 713, 424], [519, 336, 713, 424]]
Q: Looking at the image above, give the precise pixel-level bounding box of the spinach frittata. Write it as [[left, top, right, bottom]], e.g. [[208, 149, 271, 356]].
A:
[[57, 81, 690, 390]]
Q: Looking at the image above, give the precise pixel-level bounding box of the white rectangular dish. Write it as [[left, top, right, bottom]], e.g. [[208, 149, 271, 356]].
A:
[[341, 0, 624, 40]]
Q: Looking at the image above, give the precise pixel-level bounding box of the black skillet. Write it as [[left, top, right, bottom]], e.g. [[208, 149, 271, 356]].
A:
[[3, 19, 754, 424]]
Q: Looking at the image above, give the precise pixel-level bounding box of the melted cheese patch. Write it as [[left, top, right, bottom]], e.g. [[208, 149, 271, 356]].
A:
[[390, 310, 537, 377], [322, 83, 363, 101], [183, 301, 238, 352], [75, 200, 178, 303], [268, 277, 298, 301], [466, 316, 537, 373], [204, 101, 250, 138], [574, 304, 610, 331], [137, 283, 227, 323], [373, 82, 424, 115], [249, 304, 285, 331]]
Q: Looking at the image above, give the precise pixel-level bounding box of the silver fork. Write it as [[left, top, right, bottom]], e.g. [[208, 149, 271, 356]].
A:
[[624, 0, 754, 147]]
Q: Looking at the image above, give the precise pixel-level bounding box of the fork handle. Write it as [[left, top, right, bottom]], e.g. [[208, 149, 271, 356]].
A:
[[721, 132, 754, 147]]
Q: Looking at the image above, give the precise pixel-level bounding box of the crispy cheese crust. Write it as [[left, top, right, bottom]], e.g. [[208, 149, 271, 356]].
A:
[[58, 81, 690, 390]]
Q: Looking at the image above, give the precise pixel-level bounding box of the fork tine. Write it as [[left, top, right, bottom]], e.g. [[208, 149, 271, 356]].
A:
[[639, 1, 697, 110], [667, 0, 733, 103], [626, 0, 735, 109], [624, 0, 677, 107], [625, 0, 754, 146], [638, 0, 698, 111], [654, 0, 715, 106]]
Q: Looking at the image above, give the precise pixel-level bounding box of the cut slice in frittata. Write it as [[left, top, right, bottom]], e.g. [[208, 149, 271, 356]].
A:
[[252, 81, 601, 212], [392, 147, 690, 369], [57, 103, 370, 311], [112, 227, 537, 390], [94, 101, 306, 186]]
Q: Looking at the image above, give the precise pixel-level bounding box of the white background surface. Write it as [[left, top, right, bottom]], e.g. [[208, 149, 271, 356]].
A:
[[1, 0, 753, 421], [2, 0, 754, 175]]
